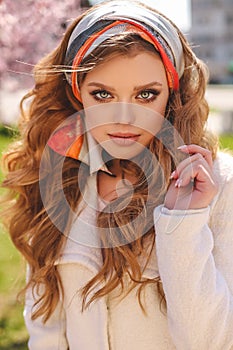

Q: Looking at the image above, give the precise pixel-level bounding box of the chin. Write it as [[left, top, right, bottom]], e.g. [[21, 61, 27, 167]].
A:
[[102, 143, 148, 161]]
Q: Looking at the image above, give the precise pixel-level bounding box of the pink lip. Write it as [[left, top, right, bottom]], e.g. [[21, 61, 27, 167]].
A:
[[108, 133, 140, 146]]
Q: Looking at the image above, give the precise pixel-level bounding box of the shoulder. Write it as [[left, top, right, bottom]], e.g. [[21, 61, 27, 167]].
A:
[[55, 238, 103, 274], [210, 150, 233, 222], [213, 150, 233, 185]]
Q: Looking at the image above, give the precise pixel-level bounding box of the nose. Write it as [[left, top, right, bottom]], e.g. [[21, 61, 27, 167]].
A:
[[113, 102, 135, 124]]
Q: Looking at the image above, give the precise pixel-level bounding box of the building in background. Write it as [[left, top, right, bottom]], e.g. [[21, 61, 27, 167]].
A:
[[190, 0, 233, 84]]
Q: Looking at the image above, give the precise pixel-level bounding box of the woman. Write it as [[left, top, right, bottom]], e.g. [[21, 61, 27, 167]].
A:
[[2, 1, 233, 349]]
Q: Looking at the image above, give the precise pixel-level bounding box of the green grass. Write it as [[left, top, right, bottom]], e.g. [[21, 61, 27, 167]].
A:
[[0, 133, 28, 349], [219, 134, 233, 152], [0, 231, 28, 348]]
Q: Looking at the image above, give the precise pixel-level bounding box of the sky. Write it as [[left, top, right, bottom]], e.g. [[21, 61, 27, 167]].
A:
[[89, 0, 191, 32]]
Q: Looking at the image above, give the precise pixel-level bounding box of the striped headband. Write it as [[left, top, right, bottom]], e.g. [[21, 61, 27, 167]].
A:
[[64, 1, 185, 102]]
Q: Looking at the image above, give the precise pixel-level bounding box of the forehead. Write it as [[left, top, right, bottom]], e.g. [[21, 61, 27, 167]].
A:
[[83, 51, 168, 87]]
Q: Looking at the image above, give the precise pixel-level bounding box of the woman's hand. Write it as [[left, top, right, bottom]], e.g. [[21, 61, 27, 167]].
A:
[[164, 144, 218, 210]]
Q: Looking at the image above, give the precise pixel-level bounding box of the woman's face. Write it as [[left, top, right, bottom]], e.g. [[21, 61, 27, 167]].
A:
[[80, 51, 169, 159]]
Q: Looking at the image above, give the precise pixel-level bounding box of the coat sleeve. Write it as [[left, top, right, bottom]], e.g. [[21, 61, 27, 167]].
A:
[[153, 174, 233, 350], [57, 263, 109, 350], [24, 263, 109, 350], [24, 281, 68, 350]]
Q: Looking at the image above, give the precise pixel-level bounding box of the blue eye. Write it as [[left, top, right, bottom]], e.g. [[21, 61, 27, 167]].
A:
[[137, 89, 160, 102], [140, 91, 152, 99], [90, 90, 112, 101]]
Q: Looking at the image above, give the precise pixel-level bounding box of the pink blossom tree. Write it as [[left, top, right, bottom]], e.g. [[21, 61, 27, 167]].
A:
[[0, 0, 91, 90]]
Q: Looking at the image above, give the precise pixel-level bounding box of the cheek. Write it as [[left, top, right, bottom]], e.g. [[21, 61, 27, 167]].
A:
[[80, 95, 94, 109], [137, 110, 165, 138], [151, 86, 169, 113], [158, 93, 169, 115], [142, 132, 154, 145], [89, 126, 106, 143]]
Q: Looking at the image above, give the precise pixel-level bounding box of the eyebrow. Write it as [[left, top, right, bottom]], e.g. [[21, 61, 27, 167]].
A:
[[87, 82, 117, 91], [87, 81, 163, 91], [133, 81, 163, 91]]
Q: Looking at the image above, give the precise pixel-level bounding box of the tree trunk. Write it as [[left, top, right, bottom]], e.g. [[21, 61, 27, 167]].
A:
[[80, 0, 91, 8]]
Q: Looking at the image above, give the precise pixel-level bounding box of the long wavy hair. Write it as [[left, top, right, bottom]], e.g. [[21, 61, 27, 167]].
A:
[[1, 1, 218, 322]]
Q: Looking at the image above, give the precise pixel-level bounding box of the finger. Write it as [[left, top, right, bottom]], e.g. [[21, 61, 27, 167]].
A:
[[174, 160, 214, 188], [170, 153, 211, 180], [177, 144, 213, 167]]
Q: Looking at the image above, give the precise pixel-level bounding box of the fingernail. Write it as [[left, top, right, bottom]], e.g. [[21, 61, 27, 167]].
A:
[[175, 178, 182, 188], [177, 145, 188, 150], [170, 171, 176, 179]]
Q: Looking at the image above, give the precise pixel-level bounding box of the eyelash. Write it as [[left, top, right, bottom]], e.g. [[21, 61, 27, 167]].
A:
[[90, 89, 160, 103], [90, 90, 112, 102]]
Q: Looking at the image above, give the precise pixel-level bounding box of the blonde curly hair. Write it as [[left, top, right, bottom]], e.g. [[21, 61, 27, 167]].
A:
[[1, 2, 218, 322]]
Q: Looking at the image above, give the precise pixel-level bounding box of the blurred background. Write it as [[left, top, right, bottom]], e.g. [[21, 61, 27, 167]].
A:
[[0, 0, 232, 348]]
